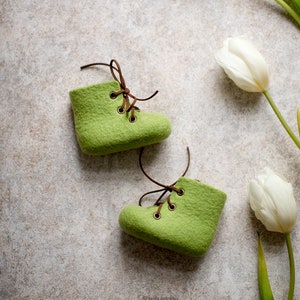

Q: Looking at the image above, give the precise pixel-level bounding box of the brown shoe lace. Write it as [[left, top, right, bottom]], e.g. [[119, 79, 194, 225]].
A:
[[138, 147, 190, 219], [80, 59, 158, 122]]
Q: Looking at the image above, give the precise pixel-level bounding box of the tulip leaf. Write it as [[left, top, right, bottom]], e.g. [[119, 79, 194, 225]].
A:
[[257, 234, 274, 300], [297, 109, 300, 137], [274, 0, 300, 26], [291, 0, 300, 14]]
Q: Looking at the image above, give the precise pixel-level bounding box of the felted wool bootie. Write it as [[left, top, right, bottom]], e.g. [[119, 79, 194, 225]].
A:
[[119, 148, 227, 257], [69, 60, 171, 156]]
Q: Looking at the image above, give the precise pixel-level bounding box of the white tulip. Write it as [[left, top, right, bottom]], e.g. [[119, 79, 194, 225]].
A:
[[249, 168, 297, 233], [215, 36, 269, 92]]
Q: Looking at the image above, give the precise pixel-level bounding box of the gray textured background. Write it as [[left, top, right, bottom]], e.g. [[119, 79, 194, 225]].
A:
[[1, 1, 300, 299]]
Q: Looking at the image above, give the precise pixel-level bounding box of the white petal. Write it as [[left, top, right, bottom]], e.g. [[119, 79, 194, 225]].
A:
[[249, 180, 275, 212], [249, 180, 282, 231], [260, 209, 284, 232], [249, 167, 297, 233], [263, 175, 297, 232], [215, 47, 261, 92], [228, 37, 269, 91]]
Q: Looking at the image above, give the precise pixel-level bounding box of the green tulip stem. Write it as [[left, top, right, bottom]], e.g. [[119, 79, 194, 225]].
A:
[[274, 0, 300, 26], [263, 90, 300, 150], [285, 233, 295, 300]]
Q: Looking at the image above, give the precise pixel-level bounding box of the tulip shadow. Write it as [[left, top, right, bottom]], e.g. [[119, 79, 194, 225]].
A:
[[261, 0, 300, 30], [276, 142, 300, 175], [248, 206, 286, 251], [216, 72, 263, 113]]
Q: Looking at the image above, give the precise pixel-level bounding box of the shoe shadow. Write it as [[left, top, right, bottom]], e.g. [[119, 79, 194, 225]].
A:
[[68, 104, 167, 176], [119, 231, 204, 273]]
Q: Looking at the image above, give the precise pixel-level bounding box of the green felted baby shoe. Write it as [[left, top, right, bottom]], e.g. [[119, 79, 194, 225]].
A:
[[69, 60, 172, 156], [119, 177, 226, 257]]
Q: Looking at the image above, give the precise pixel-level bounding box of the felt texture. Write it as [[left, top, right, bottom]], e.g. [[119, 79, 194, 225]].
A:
[[70, 81, 171, 155], [3, 2, 300, 299], [119, 177, 227, 257]]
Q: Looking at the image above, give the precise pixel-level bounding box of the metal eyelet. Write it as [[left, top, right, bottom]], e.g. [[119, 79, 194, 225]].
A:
[[153, 212, 161, 220], [129, 116, 136, 123], [168, 203, 176, 211], [177, 189, 184, 196], [117, 106, 125, 114], [109, 92, 117, 99]]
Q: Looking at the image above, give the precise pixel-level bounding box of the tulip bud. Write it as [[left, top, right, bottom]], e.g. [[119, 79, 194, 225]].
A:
[[215, 36, 269, 93], [249, 168, 297, 233]]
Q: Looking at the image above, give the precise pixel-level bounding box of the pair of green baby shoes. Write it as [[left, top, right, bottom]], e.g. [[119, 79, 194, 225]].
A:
[[69, 60, 226, 257]]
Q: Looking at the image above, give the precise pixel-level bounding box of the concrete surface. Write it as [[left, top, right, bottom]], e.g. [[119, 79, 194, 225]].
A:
[[1, 1, 299, 299]]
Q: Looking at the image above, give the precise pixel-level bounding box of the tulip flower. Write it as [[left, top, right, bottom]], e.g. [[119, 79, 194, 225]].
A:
[[215, 36, 269, 93], [249, 168, 297, 233], [274, 0, 300, 26], [215, 36, 300, 151], [249, 168, 297, 300]]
